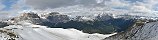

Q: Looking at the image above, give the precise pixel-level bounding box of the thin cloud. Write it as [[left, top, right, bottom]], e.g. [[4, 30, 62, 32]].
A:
[[0, 0, 5, 10]]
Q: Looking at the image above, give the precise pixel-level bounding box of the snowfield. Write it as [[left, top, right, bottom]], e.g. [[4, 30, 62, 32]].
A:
[[0, 22, 117, 40]]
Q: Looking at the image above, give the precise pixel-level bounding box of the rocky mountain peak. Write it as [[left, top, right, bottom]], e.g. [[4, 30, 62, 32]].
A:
[[48, 12, 60, 15], [44, 12, 70, 23], [20, 13, 40, 18], [95, 13, 114, 21]]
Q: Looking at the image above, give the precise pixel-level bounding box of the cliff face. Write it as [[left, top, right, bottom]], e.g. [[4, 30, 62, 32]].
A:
[[10, 13, 43, 24], [104, 20, 158, 40], [0, 22, 8, 28], [44, 12, 70, 23]]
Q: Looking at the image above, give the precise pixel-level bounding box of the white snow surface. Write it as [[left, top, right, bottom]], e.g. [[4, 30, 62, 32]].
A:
[[0, 22, 117, 40]]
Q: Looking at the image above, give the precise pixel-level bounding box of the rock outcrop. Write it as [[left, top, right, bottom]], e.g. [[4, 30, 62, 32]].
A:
[[44, 12, 70, 23], [9, 12, 70, 25], [104, 20, 158, 40], [0, 22, 8, 28], [95, 14, 113, 21], [10, 13, 43, 24]]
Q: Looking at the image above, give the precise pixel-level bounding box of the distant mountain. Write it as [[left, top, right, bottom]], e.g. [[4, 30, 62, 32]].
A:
[[6, 12, 136, 34]]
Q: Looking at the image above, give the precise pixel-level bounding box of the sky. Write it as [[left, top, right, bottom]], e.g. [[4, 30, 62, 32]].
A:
[[0, 0, 157, 10], [0, 0, 158, 19]]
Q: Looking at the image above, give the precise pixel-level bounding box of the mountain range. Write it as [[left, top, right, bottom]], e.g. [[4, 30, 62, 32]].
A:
[[0, 12, 158, 40]]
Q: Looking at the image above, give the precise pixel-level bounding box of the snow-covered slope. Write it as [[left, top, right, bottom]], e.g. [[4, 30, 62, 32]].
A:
[[0, 22, 116, 40], [104, 20, 158, 40]]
